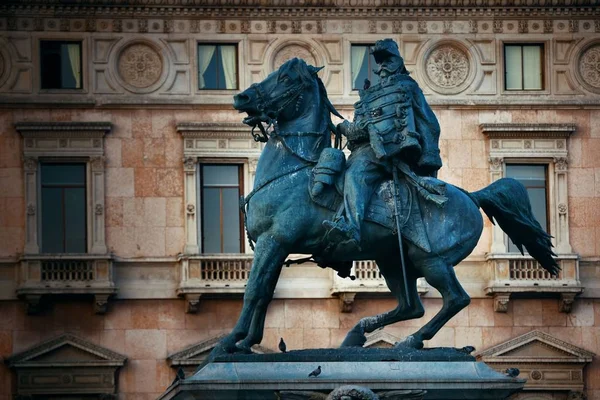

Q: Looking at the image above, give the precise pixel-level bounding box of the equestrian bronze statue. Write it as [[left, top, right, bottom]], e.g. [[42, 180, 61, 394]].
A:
[[211, 39, 558, 357]]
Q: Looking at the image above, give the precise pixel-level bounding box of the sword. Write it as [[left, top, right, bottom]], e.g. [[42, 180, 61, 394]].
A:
[[392, 164, 411, 307]]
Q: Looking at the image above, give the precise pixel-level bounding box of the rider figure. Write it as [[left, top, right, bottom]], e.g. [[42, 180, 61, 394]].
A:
[[324, 39, 442, 252]]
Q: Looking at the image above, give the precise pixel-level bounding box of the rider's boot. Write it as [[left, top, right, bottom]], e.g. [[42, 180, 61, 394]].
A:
[[323, 218, 362, 253]]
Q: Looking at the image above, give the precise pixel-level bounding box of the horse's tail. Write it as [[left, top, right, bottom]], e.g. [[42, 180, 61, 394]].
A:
[[469, 178, 560, 276]]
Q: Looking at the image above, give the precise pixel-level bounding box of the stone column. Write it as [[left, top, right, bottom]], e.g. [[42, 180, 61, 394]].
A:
[[183, 156, 199, 254], [488, 156, 506, 253], [553, 156, 572, 254], [23, 157, 39, 254], [90, 156, 108, 254], [248, 157, 259, 192]]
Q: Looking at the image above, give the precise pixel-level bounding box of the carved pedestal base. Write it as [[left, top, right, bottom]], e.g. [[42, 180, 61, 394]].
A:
[[279, 387, 426, 400], [159, 360, 525, 400]]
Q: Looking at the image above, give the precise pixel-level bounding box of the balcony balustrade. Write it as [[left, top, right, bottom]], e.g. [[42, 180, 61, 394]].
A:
[[485, 254, 583, 313], [17, 255, 117, 314]]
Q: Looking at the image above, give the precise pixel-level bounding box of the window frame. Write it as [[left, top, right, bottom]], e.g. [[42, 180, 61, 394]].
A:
[[502, 42, 546, 92], [198, 162, 245, 254], [350, 43, 379, 91], [504, 161, 551, 253], [39, 160, 89, 254], [16, 122, 111, 256], [39, 39, 85, 92], [197, 42, 240, 91]]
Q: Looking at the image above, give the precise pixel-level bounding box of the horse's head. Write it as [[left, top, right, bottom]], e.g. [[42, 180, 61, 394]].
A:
[[233, 58, 325, 129]]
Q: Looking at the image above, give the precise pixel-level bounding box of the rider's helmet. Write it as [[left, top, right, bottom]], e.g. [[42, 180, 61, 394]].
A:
[[371, 39, 402, 63]]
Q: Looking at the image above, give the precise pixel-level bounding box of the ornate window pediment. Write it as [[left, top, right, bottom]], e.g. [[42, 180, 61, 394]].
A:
[[5, 333, 126, 399], [168, 334, 273, 376], [363, 330, 401, 348], [476, 330, 594, 396], [481, 123, 583, 313]]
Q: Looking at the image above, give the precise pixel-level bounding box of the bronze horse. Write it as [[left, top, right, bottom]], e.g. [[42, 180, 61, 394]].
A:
[[213, 58, 557, 355]]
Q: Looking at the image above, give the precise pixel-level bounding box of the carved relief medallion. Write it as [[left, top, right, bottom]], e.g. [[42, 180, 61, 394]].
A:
[[273, 44, 317, 70], [577, 43, 600, 93], [117, 43, 163, 89], [425, 43, 471, 93]]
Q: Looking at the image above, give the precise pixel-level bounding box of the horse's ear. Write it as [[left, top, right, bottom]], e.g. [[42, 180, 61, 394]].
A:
[[309, 65, 324, 75]]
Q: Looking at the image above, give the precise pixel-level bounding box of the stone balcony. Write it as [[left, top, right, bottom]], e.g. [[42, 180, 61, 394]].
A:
[[177, 256, 429, 313], [16, 255, 117, 314], [331, 260, 429, 312], [177, 254, 253, 313], [485, 254, 583, 313]]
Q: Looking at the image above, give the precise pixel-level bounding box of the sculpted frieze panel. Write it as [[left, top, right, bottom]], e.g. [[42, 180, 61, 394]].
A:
[[273, 44, 317, 70], [576, 41, 600, 94], [423, 41, 474, 95], [117, 42, 163, 88]]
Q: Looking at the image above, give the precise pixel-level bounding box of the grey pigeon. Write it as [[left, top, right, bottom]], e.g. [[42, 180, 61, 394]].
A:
[[363, 78, 371, 90], [308, 365, 321, 378], [505, 368, 520, 377], [460, 346, 476, 354], [278, 337, 287, 353]]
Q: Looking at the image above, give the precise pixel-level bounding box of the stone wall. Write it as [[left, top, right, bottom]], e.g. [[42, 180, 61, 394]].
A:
[[1, 107, 599, 260], [0, 297, 599, 400]]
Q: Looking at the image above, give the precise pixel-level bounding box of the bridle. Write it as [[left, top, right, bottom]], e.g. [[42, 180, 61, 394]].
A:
[[245, 71, 312, 143]]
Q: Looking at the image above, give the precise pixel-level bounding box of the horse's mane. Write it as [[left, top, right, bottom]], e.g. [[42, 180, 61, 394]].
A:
[[282, 58, 343, 139]]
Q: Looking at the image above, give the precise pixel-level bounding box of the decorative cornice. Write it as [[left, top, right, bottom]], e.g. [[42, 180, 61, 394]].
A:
[[1, 2, 600, 19], [15, 122, 112, 138], [476, 330, 595, 362], [6, 333, 127, 368], [177, 122, 250, 138], [480, 123, 576, 138], [168, 334, 273, 365]]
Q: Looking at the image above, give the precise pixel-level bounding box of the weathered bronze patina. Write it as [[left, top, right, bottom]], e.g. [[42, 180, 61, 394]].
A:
[[211, 39, 558, 357]]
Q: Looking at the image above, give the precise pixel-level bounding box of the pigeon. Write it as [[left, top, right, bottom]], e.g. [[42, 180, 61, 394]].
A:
[[308, 366, 321, 378], [460, 346, 476, 354], [505, 368, 520, 378], [278, 337, 287, 353], [363, 78, 371, 90]]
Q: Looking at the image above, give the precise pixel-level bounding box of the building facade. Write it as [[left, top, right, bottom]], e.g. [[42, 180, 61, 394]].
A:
[[0, 1, 599, 399]]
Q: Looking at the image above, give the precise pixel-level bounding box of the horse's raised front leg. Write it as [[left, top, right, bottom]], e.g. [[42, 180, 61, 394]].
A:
[[396, 258, 470, 349], [220, 235, 288, 353], [341, 257, 424, 347]]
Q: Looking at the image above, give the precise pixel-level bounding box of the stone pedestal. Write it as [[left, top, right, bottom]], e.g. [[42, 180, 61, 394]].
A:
[[159, 359, 525, 400]]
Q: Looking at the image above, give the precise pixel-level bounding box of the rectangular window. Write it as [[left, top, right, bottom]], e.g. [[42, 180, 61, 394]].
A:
[[40, 41, 83, 89], [504, 44, 543, 91], [40, 163, 87, 253], [351, 44, 380, 90], [506, 164, 548, 253], [198, 44, 238, 90], [200, 164, 244, 253]]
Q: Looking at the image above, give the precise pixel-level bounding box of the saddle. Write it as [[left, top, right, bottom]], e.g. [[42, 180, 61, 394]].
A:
[[309, 148, 434, 253]]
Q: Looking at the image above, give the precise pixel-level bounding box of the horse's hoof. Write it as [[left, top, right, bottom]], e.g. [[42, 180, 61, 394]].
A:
[[340, 326, 367, 348], [395, 335, 424, 350], [235, 340, 255, 354]]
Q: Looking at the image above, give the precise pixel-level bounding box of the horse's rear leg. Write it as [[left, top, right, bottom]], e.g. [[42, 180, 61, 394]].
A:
[[397, 258, 470, 349], [218, 235, 287, 353], [341, 257, 424, 347]]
